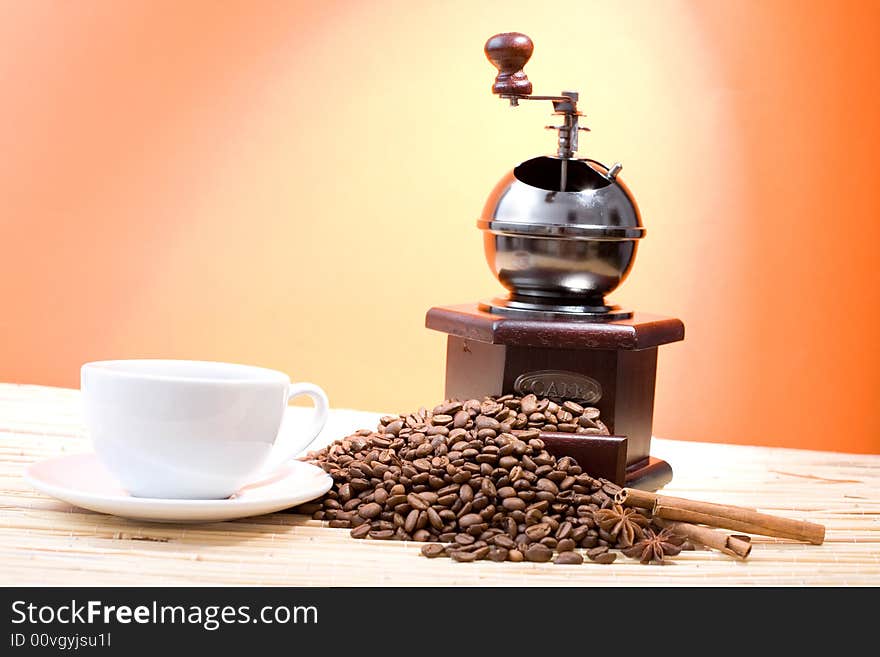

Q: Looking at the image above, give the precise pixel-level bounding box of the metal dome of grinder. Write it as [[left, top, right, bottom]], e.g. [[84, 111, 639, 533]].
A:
[[424, 33, 685, 491]]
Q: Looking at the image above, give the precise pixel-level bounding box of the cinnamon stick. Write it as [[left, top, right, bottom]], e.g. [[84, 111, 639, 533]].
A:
[[617, 488, 825, 545], [654, 518, 752, 559], [619, 488, 757, 514]]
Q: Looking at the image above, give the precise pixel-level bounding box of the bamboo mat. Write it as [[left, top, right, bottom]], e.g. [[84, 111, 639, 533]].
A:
[[0, 383, 877, 586]]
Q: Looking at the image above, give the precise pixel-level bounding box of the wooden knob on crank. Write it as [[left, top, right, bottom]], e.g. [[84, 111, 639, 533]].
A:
[[484, 32, 533, 96]]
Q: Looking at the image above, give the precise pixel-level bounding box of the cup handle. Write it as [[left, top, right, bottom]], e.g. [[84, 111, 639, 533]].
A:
[[264, 382, 329, 472]]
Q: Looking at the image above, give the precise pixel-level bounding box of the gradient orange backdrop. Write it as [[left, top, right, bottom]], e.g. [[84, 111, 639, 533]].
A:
[[1, 1, 878, 453]]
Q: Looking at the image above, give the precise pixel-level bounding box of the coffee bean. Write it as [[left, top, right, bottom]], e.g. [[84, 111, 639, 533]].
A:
[[459, 513, 483, 528], [556, 538, 576, 552], [554, 551, 583, 565], [450, 550, 478, 563], [598, 528, 616, 543], [556, 521, 573, 540], [540, 537, 558, 549], [369, 529, 394, 540], [525, 508, 543, 525], [472, 546, 491, 560], [421, 543, 445, 558], [525, 544, 553, 562], [536, 478, 559, 495], [488, 547, 508, 562], [504, 517, 517, 539], [602, 481, 622, 496], [407, 493, 429, 510], [586, 546, 609, 560], [350, 524, 370, 539], [454, 533, 476, 545], [480, 400, 501, 416], [533, 454, 553, 467], [412, 459, 432, 473], [427, 507, 443, 530], [435, 401, 463, 415], [502, 497, 526, 511], [388, 500, 409, 514], [404, 509, 419, 533], [336, 483, 352, 503], [385, 420, 404, 435], [528, 500, 550, 513], [475, 415, 500, 431], [437, 494, 457, 506], [525, 523, 550, 541], [508, 549, 524, 562], [493, 535, 516, 549], [359, 502, 382, 519], [520, 394, 538, 415], [413, 529, 432, 543], [580, 534, 599, 549], [582, 407, 600, 420], [466, 539, 489, 551], [452, 471, 471, 484], [593, 552, 617, 564], [467, 523, 488, 537]]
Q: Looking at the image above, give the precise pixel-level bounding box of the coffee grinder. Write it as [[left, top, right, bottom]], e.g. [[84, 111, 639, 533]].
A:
[[426, 33, 684, 490]]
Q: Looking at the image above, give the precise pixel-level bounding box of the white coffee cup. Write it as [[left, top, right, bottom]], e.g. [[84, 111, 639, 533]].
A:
[[81, 360, 329, 499]]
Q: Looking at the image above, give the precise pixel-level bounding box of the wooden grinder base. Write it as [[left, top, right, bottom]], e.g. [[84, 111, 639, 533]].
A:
[[426, 304, 684, 490]]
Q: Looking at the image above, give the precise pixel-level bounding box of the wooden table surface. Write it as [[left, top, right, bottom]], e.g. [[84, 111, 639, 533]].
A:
[[1, 383, 877, 586]]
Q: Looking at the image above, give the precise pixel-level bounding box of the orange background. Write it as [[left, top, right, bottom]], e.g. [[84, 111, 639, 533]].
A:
[[1, 1, 878, 453]]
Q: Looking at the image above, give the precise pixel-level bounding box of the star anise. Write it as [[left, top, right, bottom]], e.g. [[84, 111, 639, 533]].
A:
[[594, 504, 650, 548], [622, 528, 687, 564]]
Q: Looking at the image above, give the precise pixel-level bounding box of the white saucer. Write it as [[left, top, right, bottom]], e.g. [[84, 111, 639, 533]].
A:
[[24, 453, 332, 523]]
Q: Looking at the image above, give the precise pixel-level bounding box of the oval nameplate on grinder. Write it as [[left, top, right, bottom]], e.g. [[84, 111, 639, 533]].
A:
[[513, 370, 602, 403]]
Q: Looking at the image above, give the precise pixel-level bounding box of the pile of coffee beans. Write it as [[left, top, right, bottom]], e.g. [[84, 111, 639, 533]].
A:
[[294, 394, 662, 565]]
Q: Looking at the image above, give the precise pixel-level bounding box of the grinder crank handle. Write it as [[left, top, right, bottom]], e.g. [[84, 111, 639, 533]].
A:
[[484, 32, 534, 96]]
